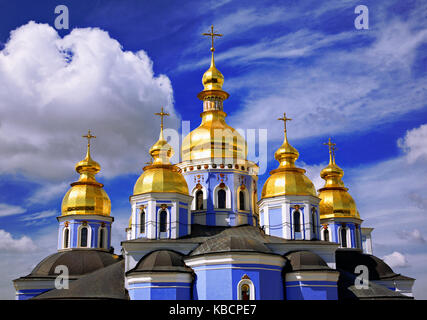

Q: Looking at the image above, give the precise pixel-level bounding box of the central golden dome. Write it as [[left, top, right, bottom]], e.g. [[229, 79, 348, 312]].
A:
[[62, 131, 111, 216], [261, 114, 316, 199], [133, 109, 189, 196], [318, 140, 360, 219]]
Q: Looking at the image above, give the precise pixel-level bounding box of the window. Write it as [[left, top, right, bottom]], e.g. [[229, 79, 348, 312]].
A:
[[63, 228, 69, 248], [218, 189, 226, 209], [99, 228, 105, 248], [80, 227, 88, 247], [293, 210, 301, 233], [355, 225, 360, 249], [241, 284, 250, 300], [159, 210, 167, 233], [237, 278, 255, 300], [140, 210, 146, 233], [323, 228, 329, 241], [311, 209, 317, 237], [195, 190, 203, 210], [340, 227, 347, 248], [239, 191, 245, 211]]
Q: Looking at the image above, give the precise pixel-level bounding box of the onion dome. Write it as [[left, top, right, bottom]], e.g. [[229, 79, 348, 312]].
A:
[[61, 131, 111, 216], [181, 25, 246, 162], [261, 113, 317, 199], [318, 139, 360, 219], [133, 108, 189, 195]]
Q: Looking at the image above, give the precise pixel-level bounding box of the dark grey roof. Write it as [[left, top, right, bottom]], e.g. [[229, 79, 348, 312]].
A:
[[32, 260, 128, 300], [127, 250, 193, 274], [337, 269, 413, 300], [190, 235, 271, 256], [21, 249, 121, 279], [336, 249, 415, 281], [283, 250, 331, 272]]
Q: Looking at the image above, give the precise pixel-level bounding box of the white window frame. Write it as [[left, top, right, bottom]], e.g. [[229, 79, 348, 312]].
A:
[[237, 278, 255, 300], [338, 226, 351, 248], [98, 226, 108, 249], [237, 186, 250, 212], [77, 224, 92, 248], [62, 227, 70, 249], [191, 186, 207, 211], [214, 184, 231, 210]]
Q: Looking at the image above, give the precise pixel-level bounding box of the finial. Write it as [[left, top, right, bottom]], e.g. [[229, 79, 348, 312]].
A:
[[82, 130, 96, 157], [323, 138, 337, 164], [278, 112, 292, 140], [202, 25, 223, 53], [154, 107, 170, 134]]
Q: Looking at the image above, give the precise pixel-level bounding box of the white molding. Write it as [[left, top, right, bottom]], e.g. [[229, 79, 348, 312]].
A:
[[285, 271, 340, 283], [62, 227, 70, 249], [213, 183, 231, 210], [237, 278, 255, 300], [184, 252, 285, 268], [77, 224, 92, 248], [126, 272, 192, 285], [98, 226, 108, 249]]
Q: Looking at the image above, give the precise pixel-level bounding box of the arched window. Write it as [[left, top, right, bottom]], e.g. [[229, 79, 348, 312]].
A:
[[218, 189, 226, 209], [63, 228, 69, 248], [340, 227, 347, 248], [99, 228, 105, 248], [323, 228, 329, 241], [80, 227, 88, 247], [239, 191, 245, 211], [195, 190, 204, 210], [159, 210, 167, 233], [311, 209, 317, 236], [237, 278, 255, 300], [293, 210, 301, 233], [140, 210, 146, 233], [241, 284, 250, 300]]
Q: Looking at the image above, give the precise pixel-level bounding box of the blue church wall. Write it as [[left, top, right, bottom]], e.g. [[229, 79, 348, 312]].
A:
[[327, 221, 360, 248], [191, 263, 283, 300], [268, 207, 283, 238], [57, 219, 111, 249], [183, 170, 255, 226], [179, 207, 188, 237], [128, 282, 191, 300], [285, 280, 338, 300]]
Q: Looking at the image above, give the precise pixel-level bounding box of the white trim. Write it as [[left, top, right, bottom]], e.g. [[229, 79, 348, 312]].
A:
[[185, 252, 285, 268], [77, 224, 92, 248], [237, 278, 255, 300], [157, 207, 170, 238], [338, 225, 351, 248], [322, 226, 331, 242], [285, 271, 340, 283], [191, 186, 207, 211], [98, 226, 108, 249], [62, 227, 70, 249], [213, 184, 231, 210], [292, 209, 302, 239], [126, 272, 192, 285], [237, 186, 250, 212]]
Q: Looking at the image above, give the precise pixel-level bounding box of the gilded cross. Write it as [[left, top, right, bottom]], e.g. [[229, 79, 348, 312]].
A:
[[154, 107, 170, 131], [323, 138, 337, 160], [202, 25, 223, 52], [82, 130, 96, 147], [277, 112, 292, 132]]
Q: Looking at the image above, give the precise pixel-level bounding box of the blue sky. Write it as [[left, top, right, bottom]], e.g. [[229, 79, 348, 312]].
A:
[[0, 0, 426, 299]]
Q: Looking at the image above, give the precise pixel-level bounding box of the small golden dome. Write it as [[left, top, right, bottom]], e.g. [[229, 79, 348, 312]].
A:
[[202, 54, 224, 91], [261, 113, 317, 199], [133, 108, 189, 196], [62, 131, 111, 216], [318, 139, 360, 219]]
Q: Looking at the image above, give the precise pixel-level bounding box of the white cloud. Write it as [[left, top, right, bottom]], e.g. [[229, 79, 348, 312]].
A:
[[398, 124, 427, 163], [0, 21, 178, 182], [20, 210, 57, 222], [398, 229, 426, 244], [0, 229, 37, 253], [27, 182, 69, 204], [0, 203, 26, 217], [382, 251, 409, 268]]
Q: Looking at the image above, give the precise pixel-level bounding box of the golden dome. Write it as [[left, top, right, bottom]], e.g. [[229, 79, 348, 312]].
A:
[[202, 53, 224, 91], [181, 110, 247, 162], [261, 113, 316, 199], [318, 139, 360, 219], [133, 108, 189, 196], [61, 131, 111, 216]]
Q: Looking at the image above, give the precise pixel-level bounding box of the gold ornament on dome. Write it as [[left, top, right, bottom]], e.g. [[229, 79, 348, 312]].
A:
[[133, 108, 189, 196], [61, 130, 111, 217], [318, 138, 360, 220], [261, 113, 317, 199]]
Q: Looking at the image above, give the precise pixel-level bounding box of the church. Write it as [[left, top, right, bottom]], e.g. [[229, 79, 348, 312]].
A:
[[13, 26, 415, 300]]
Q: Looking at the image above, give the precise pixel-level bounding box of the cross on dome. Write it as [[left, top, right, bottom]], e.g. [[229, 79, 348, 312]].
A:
[[154, 107, 170, 131], [202, 25, 223, 52], [278, 112, 292, 133], [82, 130, 96, 148], [323, 138, 337, 164]]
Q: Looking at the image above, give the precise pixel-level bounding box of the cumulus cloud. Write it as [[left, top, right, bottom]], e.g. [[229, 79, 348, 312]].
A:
[[398, 124, 427, 163], [0, 21, 178, 182], [0, 203, 26, 217], [382, 251, 409, 268], [0, 229, 37, 253]]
